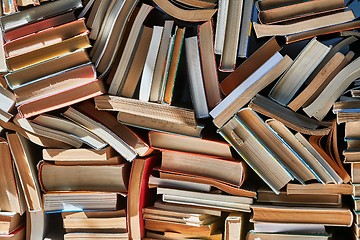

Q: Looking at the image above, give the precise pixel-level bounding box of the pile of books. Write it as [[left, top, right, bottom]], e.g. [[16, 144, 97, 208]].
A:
[[0, 0, 360, 239]]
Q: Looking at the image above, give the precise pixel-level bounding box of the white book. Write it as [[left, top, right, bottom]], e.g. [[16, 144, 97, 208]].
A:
[[139, 26, 164, 102], [210, 52, 283, 119], [0, 85, 16, 113], [252, 222, 326, 234], [269, 38, 330, 106], [214, 0, 229, 55], [185, 36, 209, 119], [149, 21, 174, 102], [0, 31, 7, 73]]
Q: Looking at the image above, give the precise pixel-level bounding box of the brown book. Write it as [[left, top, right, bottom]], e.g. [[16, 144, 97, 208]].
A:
[[258, 0, 345, 24], [95, 95, 198, 128], [163, 27, 185, 104], [286, 19, 360, 44], [344, 150, 360, 163], [148, 131, 232, 159], [14, 63, 96, 106], [0, 212, 24, 235], [211, 54, 292, 128], [120, 26, 153, 98], [74, 100, 152, 158], [249, 94, 332, 136], [220, 37, 281, 96], [128, 156, 160, 240], [42, 147, 116, 162], [345, 121, 360, 139], [151, 0, 216, 22], [157, 169, 256, 198], [17, 79, 105, 119], [37, 161, 130, 192], [6, 133, 42, 211], [0, 138, 25, 213], [251, 205, 353, 226], [257, 187, 342, 207], [198, 21, 221, 109], [161, 150, 245, 186], [6, 32, 91, 71], [145, 218, 221, 238], [3, 11, 76, 42], [286, 183, 352, 195], [62, 210, 126, 231], [288, 51, 351, 111], [253, 11, 355, 38]]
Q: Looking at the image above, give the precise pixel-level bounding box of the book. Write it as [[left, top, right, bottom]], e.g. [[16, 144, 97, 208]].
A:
[[0, 138, 25, 213], [149, 20, 174, 102], [220, 37, 282, 96], [251, 205, 353, 226], [139, 26, 163, 102], [37, 161, 130, 192], [107, 4, 154, 95], [163, 27, 185, 104], [269, 38, 330, 106], [247, 231, 331, 240], [185, 36, 209, 118], [0, 0, 82, 32], [252, 222, 326, 234], [286, 183, 353, 195], [237, 0, 255, 58], [31, 114, 107, 150], [219, 114, 293, 194], [210, 53, 292, 128], [154, 200, 222, 217], [0, 212, 24, 235], [3, 11, 76, 42], [6, 32, 91, 71], [62, 106, 137, 161], [160, 150, 245, 187], [151, 0, 216, 22], [219, 0, 243, 71], [6, 133, 42, 212], [148, 131, 233, 159], [303, 56, 360, 121], [224, 212, 249, 240], [249, 94, 333, 136], [64, 232, 129, 239], [43, 191, 119, 212], [4, 18, 88, 58], [42, 147, 115, 162], [14, 63, 97, 106], [128, 155, 160, 240], [214, 0, 229, 55], [198, 21, 221, 109], [0, 86, 15, 113], [253, 11, 355, 38], [61, 210, 127, 232], [5, 49, 90, 90], [157, 187, 253, 212], [120, 26, 153, 98], [258, 0, 345, 24]]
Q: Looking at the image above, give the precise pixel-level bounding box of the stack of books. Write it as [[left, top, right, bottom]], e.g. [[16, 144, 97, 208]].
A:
[[0, 0, 360, 239]]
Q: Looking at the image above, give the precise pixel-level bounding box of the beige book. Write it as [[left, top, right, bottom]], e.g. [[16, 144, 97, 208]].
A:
[[120, 26, 153, 98], [303, 56, 360, 121], [251, 205, 353, 226], [288, 51, 349, 111], [152, 0, 216, 22], [224, 212, 249, 240], [42, 147, 115, 161], [286, 183, 352, 195], [253, 11, 355, 38], [269, 38, 330, 106]]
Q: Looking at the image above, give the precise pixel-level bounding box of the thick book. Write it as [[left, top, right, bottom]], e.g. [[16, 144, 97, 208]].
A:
[[210, 52, 292, 128], [6, 133, 42, 211], [17, 79, 105, 119], [220, 37, 282, 96], [107, 4, 153, 94], [269, 38, 330, 106], [37, 161, 130, 192], [218, 114, 293, 194], [0, 212, 24, 235], [160, 150, 245, 187], [251, 205, 353, 226], [224, 212, 249, 240], [42, 147, 115, 162], [148, 131, 233, 159], [128, 155, 160, 240]]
